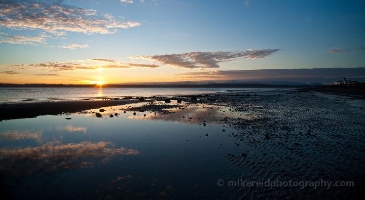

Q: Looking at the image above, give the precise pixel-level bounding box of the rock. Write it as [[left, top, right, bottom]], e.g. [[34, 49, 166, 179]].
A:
[[133, 112, 136, 115], [96, 113, 102, 118], [164, 99, 171, 103], [99, 109, 106, 112], [177, 99, 182, 103], [110, 114, 114, 118]]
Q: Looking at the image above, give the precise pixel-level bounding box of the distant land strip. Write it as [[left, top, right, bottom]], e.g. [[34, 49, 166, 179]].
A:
[[0, 83, 311, 88]]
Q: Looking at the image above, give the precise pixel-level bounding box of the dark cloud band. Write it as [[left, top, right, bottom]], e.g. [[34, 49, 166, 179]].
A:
[[178, 68, 365, 83]]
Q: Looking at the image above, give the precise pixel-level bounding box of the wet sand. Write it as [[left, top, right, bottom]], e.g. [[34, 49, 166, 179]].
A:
[[302, 85, 365, 98], [100, 89, 364, 199], [0, 99, 137, 121]]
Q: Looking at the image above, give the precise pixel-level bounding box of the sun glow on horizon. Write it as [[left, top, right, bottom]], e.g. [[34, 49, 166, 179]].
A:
[[96, 80, 104, 87]]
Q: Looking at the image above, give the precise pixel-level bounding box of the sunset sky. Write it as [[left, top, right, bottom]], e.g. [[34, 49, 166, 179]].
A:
[[0, 0, 365, 84]]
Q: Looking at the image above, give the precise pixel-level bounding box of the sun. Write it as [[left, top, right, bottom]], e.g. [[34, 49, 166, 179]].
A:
[[96, 80, 104, 87]]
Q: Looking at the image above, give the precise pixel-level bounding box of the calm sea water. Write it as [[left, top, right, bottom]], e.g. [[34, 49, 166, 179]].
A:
[[0, 87, 277, 103], [1, 102, 241, 199]]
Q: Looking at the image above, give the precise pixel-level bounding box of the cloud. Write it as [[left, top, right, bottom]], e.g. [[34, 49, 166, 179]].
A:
[[120, 0, 148, 4], [34, 73, 60, 76], [59, 43, 89, 49], [329, 47, 350, 53], [0, 33, 46, 45], [91, 58, 116, 63], [6, 59, 159, 71], [177, 68, 365, 83], [127, 63, 159, 68], [1, 70, 19, 74], [90, 59, 159, 68], [20, 61, 95, 71], [244, 0, 250, 6], [329, 46, 365, 53], [4, 49, 277, 72], [0, 0, 140, 36], [4, 61, 96, 71], [0, 141, 139, 175], [121, 0, 134, 3], [137, 49, 280, 69]]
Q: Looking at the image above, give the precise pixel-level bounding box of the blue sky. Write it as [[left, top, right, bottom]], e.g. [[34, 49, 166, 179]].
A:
[[0, 0, 364, 84]]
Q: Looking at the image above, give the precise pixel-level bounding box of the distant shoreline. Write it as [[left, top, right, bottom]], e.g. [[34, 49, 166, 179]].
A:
[[0, 83, 312, 88]]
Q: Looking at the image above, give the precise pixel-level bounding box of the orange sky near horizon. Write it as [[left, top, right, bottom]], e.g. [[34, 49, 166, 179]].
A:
[[0, 66, 219, 85]]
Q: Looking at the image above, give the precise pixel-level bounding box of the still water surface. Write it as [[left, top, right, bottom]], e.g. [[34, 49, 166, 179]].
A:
[[0, 87, 262, 103], [0, 103, 240, 199]]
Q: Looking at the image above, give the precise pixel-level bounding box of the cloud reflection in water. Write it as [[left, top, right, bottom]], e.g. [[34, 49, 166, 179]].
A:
[[0, 130, 43, 141], [56, 125, 87, 133], [128, 105, 245, 125], [0, 141, 139, 175]]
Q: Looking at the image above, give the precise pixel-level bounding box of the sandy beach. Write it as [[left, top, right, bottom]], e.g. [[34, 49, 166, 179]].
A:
[[0, 99, 138, 121], [0, 88, 364, 199]]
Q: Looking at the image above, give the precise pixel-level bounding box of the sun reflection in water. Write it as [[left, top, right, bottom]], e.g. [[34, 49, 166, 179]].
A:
[[97, 87, 103, 98]]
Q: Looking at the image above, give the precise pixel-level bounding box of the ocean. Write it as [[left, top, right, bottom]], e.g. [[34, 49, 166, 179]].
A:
[[0, 87, 281, 103]]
